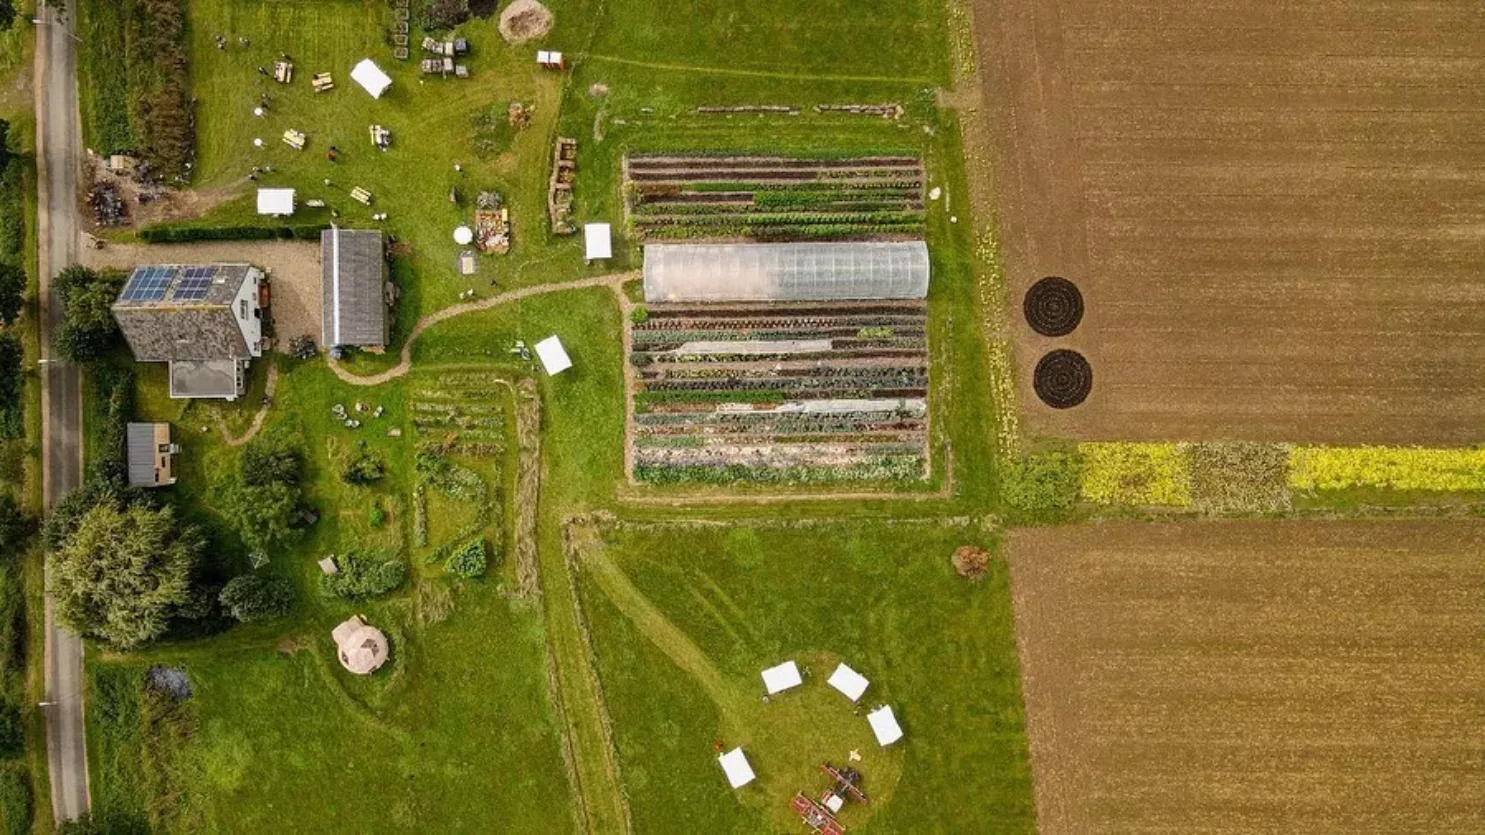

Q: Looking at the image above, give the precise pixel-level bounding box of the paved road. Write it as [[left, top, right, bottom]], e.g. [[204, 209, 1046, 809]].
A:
[[34, 1, 91, 822]]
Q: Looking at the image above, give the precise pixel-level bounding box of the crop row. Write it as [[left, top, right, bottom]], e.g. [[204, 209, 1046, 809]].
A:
[[638, 362, 925, 381], [636, 179, 924, 195], [634, 454, 926, 486], [626, 155, 921, 169], [631, 211, 924, 228], [637, 312, 925, 329], [633, 325, 925, 343], [637, 223, 924, 242], [645, 301, 925, 319], [630, 200, 920, 216]]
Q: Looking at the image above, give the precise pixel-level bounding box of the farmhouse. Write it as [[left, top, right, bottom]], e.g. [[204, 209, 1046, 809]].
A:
[[642, 241, 929, 302], [125, 422, 177, 488], [321, 228, 391, 351], [112, 264, 265, 400]]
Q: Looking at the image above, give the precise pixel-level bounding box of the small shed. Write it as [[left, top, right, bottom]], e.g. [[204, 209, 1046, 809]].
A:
[[537, 50, 565, 69], [761, 660, 802, 695], [534, 335, 572, 376], [717, 747, 756, 789], [351, 59, 392, 98], [332, 615, 390, 675], [867, 705, 903, 747], [827, 663, 870, 702], [256, 188, 296, 217], [126, 422, 176, 488], [584, 223, 612, 262]]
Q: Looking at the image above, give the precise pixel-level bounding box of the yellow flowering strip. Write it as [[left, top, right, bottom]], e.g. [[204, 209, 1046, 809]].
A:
[[1079, 442, 1192, 506], [1288, 446, 1485, 492]]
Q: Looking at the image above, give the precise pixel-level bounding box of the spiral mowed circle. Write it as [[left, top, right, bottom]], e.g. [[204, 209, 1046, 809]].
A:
[[1034, 349, 1093, 408], [1024, 276, 1084, 337]]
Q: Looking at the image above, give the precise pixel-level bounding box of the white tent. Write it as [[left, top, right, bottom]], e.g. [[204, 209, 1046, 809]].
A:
[[453, 225, 474, 245], [256, 188, 295, 217], [828, 663, 870, 702], [584, 223, 612, 261], [760, 660, 802, 695], [717, 747, 755, 789], [351, 59, 392, 98], [535, 335, 572, 376], [867, 705, 903, 747]]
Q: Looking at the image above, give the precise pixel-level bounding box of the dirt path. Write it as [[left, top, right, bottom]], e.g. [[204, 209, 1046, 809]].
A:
[[329, 273, 638, 386], [216, 364, 279, 447]]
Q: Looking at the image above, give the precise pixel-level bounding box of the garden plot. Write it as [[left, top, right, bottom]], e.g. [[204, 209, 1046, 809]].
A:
[[624, 155, 926, 242], [630, 301, 929, 484]]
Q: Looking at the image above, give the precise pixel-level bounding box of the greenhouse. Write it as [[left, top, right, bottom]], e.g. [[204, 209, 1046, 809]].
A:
[[642, 241, 929, 302]]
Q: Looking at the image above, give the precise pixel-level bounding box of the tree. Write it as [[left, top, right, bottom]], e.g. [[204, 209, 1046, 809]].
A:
[[0, 704, 21, 759], [0, 3, 16, 35], [216, 476, 300, 563], [53, 266, 125, 363], [218, 575, 292, 623], [48, 500, 202, 649], [42, 480, 144, 552], [241, 435, 301, 487], [0, 494, 29, 559], [0, 264, 21, 327]]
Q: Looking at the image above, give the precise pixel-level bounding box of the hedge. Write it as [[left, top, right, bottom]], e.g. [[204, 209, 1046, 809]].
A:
[[138, 224, 328, 244]]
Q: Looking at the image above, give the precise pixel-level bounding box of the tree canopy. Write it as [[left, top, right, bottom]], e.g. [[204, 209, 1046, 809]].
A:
[[48, 500, 203, 649], [0, 263, 22, 326], [0, 493, 29, 558], [54, 266, 126, 363], [218, 575, 293, 623]]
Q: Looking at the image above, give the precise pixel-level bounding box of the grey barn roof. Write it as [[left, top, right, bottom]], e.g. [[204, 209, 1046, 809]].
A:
[[126, 423, 163, 487], [112, 264, 257, 362], [321, 229, 388, 348], [643, 241, 930, 303]]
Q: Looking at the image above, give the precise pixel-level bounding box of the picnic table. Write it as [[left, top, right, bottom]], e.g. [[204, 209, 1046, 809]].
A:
[[312, 72, 334, 92], [282, 129, 307, 150]]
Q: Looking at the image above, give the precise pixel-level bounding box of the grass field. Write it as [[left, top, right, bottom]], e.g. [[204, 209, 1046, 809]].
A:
[[974, 0, 1485, 444], [574, 519, 1035, 832], [1007, 520, 1485, 833]]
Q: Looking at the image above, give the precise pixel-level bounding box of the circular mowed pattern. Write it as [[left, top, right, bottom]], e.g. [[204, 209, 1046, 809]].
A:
[[1024, 276, 1084, 337], [1034, 349, 1093, 408]]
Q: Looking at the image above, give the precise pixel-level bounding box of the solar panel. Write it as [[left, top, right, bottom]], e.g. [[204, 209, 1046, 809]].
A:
[[120, 265, 172, 302], [173, 275, 213, 301]]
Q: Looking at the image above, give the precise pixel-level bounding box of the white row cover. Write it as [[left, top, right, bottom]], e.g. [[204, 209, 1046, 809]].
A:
[[643, 241, 929, 302], [867, 705, 904, 747], [827, 663, 870, 702], [761, 660, 802, 695], [718, 747, 755, 789]]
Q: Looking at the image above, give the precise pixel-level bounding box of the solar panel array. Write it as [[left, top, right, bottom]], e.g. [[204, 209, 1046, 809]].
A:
[[173, 266, 217, 301], [120, 266, 173, 302]]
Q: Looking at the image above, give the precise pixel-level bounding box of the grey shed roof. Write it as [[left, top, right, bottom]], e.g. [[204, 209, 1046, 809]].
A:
[[126, 422, 165, 487], [321, 229, 388, 347], [112, 264, 256, 362], [643, 241, 930, 303]]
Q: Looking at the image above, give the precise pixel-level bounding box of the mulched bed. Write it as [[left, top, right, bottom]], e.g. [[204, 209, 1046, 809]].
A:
[[1033, 349, 1092, 408], [1024, 276, 1083, 337]]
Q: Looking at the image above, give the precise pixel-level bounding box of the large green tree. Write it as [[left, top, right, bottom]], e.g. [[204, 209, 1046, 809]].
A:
[[54, 266, 125, 363], [217, 477, 300, 563], [48, 500, 202, 649], [0, 263, 22, 326]]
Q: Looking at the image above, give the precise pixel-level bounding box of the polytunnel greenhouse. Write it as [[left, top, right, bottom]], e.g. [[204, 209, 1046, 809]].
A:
[[642, 241, 930, 302]]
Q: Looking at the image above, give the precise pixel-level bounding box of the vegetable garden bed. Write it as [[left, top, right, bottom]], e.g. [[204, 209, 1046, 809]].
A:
[[629, 301, 929, 484]]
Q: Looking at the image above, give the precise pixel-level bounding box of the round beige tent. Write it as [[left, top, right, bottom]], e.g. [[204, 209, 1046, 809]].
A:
[[331, 615, 390, 675]]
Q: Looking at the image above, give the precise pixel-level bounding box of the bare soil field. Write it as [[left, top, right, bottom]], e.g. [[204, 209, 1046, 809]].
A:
[[1007, 520, 1485, 833], [971, 2, 1485, 443]]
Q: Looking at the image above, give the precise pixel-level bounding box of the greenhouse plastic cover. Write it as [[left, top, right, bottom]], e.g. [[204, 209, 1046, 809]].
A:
[[643, 241, 929, 302]]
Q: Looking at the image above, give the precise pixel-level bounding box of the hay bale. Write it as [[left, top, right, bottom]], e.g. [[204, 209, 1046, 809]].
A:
[[951, 545, 991, 581], [499, 0, 553, 43]]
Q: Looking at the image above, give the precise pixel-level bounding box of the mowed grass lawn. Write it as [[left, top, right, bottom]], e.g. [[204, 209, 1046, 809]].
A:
[[576, 520, 1035, 832]]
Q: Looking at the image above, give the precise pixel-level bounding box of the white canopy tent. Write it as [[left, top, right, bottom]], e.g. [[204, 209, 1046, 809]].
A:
[[535, 335, 572, 376], [717, 747, 756, 789], [453, 225, 474, 245], [867, 705, 903, 747], [256, 188, 295, 216], [760, 660, 802, 695], [351, 59, 392, 98], [584, 223, 612, 261], [828, 663, 870, 702]]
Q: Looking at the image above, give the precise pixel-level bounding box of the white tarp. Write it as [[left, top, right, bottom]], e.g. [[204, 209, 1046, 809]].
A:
[[351, 59, 392, 98], [867, 705, 903, 746], [585, 223, 613, 260], [760, 661, 802, 695], [256, 188, 295, 216], [827, 663, 869, 702], [718, 747, 755, 789], [535, 335, 572, 376]]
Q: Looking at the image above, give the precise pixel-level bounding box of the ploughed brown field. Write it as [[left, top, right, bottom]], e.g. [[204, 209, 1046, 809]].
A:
[[1007, 520, 1485, 833], [972, 2, 1485, 442]]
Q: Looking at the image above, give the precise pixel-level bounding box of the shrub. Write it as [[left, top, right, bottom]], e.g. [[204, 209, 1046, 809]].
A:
[[1079, 442, 1191, 506], [320, 552, 406, 599], [242, 435, 302, 487], [0, 495, 28, 559], [629, 306, 649, 325], [0, 334, 19, 441], [137, 224, 327, 243], [341, 452, 385, 485], [87, 363, 135, 486], [218, 575, 292, 622], [446, 538, 486, 578], [1189, 442, 1291, 514], [0, 764, 29, 835], [0, 704, 21, 759], [0, 263, 21, 326], [1001, 451, 1082, 518], [369, 504, 386, 527]]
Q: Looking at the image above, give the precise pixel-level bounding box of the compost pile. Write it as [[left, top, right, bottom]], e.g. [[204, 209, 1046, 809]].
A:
[[499, 0, 553, 42]]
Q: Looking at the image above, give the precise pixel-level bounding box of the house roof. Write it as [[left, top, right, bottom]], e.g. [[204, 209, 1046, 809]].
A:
[[643, 240, 930, 302], [585, 223, 612, 259], [351, 59, 392, 98], [257, 188, 295, 216], [113, 265, 257, 361], [535, 335, 571, 375], [321, 228, 388, 347], [717, 748, 756, 789], [827, 663, 870, 702], [761, 660, 802, 695], [125, 423, 168, 487]]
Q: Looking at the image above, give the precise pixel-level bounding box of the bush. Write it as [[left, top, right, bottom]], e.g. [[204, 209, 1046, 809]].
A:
[[0, 495, 28, 560], [0, 263, 22, 326], [218, 575, 292, 622], [320, 552, 406, 599], [138, 223, 327, 243], [0, 334, 19, 441], [0, 764, 30, 835], [369, 504, 386, 527], [87, 364, 135, 486], [446, 538, 487, 578], [0, 704, 21, 759], [629, 306, 649, 325], [242, 435, 302, 487], [341, 452, 385, 486]]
